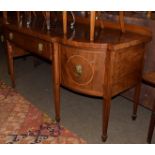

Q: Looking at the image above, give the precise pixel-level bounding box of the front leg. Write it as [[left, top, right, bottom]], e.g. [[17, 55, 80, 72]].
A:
[[132, 83, 141, 120], [102, 95, 111, 142], [52, 43, 61, 122]]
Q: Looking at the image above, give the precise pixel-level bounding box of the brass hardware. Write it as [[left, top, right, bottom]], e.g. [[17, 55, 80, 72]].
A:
[[75, 64, 82, 77], [38, 43, 43, 54], [9, 32, 13, 40], [0, 35, 4, 42]]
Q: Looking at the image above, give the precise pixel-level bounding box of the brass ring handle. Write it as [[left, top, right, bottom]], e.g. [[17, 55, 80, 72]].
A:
[[75, 64, 82, 77], [38, 43, 43, 54], [9, 32, 13, 40]]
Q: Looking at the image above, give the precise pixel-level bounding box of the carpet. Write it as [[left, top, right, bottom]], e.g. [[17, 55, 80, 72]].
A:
[[0, 80, 86, 144]]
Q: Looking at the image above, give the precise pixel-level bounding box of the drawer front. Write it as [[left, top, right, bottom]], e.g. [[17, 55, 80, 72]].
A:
[[5, 30, 52, 60]]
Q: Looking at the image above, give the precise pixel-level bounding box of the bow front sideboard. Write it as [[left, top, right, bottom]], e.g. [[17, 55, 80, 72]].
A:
[[2, 12, 151, 142]]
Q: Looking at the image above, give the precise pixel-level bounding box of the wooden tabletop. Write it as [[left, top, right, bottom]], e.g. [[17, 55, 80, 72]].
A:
[[3, 18, 151, 50]]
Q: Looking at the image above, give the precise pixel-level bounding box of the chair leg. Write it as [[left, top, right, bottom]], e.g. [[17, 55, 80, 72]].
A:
[[132, 83, 141, 120], [147, 103, 155, 143]]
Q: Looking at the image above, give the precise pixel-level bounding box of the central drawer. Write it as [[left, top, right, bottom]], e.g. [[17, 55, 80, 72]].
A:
[[5, 30, 52, 60]]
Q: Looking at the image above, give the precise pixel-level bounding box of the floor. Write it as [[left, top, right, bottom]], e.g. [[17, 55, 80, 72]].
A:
[[0, 42, 154, 144]]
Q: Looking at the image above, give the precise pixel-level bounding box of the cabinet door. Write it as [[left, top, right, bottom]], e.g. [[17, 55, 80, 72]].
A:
[[60, 44, 107, 97]]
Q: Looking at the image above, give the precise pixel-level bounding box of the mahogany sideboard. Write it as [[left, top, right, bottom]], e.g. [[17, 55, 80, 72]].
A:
[[2, 13, 151, 142]]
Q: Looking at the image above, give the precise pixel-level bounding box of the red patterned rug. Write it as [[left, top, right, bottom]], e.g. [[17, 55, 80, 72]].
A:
[[0, 80, 86, 144]]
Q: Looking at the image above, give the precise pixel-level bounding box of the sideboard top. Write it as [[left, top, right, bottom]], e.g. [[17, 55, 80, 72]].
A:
[[3, 17, 151, 50]]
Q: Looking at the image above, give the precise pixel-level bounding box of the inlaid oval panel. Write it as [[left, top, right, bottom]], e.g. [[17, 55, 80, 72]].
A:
[[66, 55, 94, 85]]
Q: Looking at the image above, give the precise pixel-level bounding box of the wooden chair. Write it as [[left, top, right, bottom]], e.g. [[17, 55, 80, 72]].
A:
[[142, 72, 155, 143], [63, 11, 126, 42]]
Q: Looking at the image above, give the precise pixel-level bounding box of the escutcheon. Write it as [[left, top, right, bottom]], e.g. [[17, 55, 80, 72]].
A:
[[75, 64, 82, 77], [38, 43, 43, 54], [9, 32, 13, 40]]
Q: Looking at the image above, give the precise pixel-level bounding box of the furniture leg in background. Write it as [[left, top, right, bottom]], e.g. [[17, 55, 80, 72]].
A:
[[132, 83, 141, 120], [6, 41, 15, 88], [142, 72, 155, 143], [147, 102, 155, 143]]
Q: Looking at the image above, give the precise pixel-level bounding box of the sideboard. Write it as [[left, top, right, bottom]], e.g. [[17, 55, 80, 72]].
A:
[[2, 11, 151, 141]]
